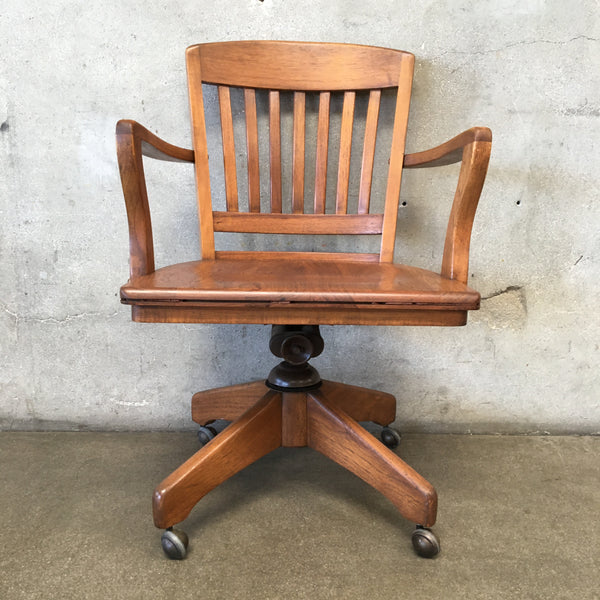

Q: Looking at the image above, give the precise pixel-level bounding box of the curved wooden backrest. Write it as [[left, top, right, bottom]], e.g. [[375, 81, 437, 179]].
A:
[[185, 41, 415, 262]]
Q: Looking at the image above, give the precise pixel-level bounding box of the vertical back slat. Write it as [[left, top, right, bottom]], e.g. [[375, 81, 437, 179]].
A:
[[336, 91, 356, 214], [186, 48, 215, 258], [292, 92, 306, 214], [380, 55, 414, 262], [269, 90, 282, 213], [358, 90, 381, 214], [187, 43, 414, 258], [244, 88, 261, 213], [314, 92, 331, 214], [218, 85, 239, 212]]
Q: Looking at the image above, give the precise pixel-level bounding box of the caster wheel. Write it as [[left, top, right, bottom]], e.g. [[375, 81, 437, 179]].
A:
[[161, 528, 189, 560], [197, 425, 216, 446], [381, 426, 401, 449], [412, 526, 440, 558]]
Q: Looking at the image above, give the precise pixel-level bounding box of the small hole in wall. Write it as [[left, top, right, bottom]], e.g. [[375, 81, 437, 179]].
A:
[[401, 201, 407, 206], [516, 200, 521, 206]]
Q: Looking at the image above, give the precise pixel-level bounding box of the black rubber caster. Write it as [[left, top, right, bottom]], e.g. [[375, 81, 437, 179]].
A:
[[197, 425, 216, 446], [411, 526, 440, 558], [161, 527, 189, 560], [381, 426, 401, 449]]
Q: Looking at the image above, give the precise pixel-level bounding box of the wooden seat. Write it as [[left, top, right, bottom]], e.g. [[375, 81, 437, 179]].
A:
[[116, 41, 491, 560]]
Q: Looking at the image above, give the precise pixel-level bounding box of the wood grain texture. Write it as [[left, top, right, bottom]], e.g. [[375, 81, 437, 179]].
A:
[[120, 258, 480, 305], [188, 41, 411, 90], [186, 49, 216, 259], [212, 212, 383, 235], [191, 380, 268, 423], [153, 391, 282, 528], [335, 91, 356, 214], [130, 303, 469, 326], [218, 85, 239, 212], [292, 92, 306, 213], [194, 384, 379, 434], [404, 127, 492, 169], [115, 41, 494, 541], [116, 121, 194, 163], [269, 90, 282, 213], [358, 90, 381, 214], [314, 92, 331, 214], [282, 392, 308, 447], [244, 88, 261, 212], [307, 391, 437, 526], [379, 54, 414, 262], [441, 137, 492, 283], [318, 380, 396, 425], [116, 120, 194, 279], [214, 251, 379, 263]]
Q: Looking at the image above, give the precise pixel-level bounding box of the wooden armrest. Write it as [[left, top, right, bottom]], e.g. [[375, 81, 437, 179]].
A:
[[116, 120, 194, 279], [403, 127, 491, 169], [405, 127, 492, 283], [116, 119, 194, 163]]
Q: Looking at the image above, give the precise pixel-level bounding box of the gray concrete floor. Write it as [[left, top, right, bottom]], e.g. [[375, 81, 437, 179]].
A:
[[0, 432, 598, 599]]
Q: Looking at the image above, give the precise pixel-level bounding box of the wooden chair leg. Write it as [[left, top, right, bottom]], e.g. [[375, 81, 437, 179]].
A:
[[191, 380, 268, 423], [306, 389, 437, 527], [319, 380, 396, 425], [154, 390, 282, 528]]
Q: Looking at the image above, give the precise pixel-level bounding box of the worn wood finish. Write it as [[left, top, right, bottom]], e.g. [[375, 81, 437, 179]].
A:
[[318, 380, 396, 425], [307, 391, 437, 526], [191, 380, 267, 424], [153, 391, 282, 528]]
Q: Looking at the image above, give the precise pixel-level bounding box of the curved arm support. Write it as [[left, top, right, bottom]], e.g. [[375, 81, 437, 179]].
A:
[[404, 127, 492, 284], [403, 127, 491, 169], [116, 120, 194, 279]]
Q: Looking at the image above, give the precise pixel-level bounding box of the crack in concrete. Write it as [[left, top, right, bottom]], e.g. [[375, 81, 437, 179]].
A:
[[436, 35, 598, 58], [2, 306, 119, 324], [481, 285, 523, 301]]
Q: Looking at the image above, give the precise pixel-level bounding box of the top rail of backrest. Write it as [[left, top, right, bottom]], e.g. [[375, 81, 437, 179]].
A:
[[186, 41, 413, 90]]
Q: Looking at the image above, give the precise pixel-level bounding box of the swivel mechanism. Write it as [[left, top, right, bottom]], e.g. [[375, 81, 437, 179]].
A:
[[266, 325, 324, 391]]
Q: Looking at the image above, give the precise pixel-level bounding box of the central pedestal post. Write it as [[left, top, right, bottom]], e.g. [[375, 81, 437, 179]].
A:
[[266, 325, 324, 392]]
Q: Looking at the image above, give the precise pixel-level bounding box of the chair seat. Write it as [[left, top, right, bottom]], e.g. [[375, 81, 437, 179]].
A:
[[120, 258, 480, 309]]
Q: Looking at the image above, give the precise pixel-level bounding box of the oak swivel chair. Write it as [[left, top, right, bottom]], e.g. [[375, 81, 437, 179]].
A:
[[117, 41, 491, 560]]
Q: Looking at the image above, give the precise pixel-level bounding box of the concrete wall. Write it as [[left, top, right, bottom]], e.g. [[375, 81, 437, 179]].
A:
[[1, 1, 598, 433]]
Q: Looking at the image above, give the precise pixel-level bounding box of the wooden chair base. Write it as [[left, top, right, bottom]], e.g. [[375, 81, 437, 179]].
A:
[[153, 379, 437, 530]]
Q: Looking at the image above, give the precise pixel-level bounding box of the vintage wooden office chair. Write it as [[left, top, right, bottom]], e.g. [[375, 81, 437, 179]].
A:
[[117, 41, 491, 560]]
